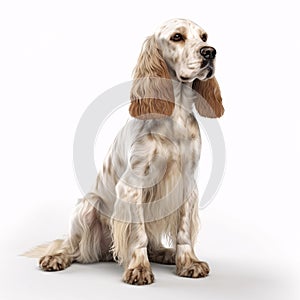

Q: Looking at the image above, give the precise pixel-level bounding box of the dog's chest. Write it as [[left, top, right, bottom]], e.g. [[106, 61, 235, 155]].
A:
[[172, 115, 201, 172]]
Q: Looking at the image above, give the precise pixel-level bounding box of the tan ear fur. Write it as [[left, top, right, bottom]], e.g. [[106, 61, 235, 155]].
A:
[[193, 77, 224, 118], [129, 35, 174, 119]]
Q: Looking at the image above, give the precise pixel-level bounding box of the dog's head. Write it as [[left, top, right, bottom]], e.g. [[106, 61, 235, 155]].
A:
[[129, 19, 224, 119]]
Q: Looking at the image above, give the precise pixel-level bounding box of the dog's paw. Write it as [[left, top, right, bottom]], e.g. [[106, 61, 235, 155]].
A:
[[39, 253, 71, 271], [123, 265, 154, 285], [176, 261, 210, 278]]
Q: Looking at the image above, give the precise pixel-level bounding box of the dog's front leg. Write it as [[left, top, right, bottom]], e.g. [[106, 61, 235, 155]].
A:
[[122, 229, 154, 285], [111, 175, 154, 285], [176, 187, 210, 278]]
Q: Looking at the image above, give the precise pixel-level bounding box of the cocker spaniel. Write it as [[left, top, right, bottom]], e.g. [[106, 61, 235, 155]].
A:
[[26, 18, 224, 285]]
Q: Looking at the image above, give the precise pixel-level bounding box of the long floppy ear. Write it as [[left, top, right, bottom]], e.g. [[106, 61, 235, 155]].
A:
[[193, 77, 224, 118], [129, 35, 174, 119]]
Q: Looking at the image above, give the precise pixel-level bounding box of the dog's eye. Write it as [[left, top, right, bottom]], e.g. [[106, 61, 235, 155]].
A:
[[171, 33, 184, 42], [201, 33, 208, 42]]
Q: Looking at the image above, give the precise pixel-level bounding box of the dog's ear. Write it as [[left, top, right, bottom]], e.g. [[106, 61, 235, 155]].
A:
[[193, 77, 224, 118], [129, 35, 174, 119]]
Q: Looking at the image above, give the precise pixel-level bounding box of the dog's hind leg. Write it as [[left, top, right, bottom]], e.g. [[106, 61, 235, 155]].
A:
[[26, 194, 112, 271], [148, 245, 176, 265]]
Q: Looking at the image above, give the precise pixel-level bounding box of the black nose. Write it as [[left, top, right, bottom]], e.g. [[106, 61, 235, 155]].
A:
[[200, 46, 217, 59]]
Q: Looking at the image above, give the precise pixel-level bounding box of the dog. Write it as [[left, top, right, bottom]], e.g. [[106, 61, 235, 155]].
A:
[[25, 18, 224, 285]]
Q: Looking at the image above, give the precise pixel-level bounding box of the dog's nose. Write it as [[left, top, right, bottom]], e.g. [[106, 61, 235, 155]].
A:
[[200, 46, 217, 59]]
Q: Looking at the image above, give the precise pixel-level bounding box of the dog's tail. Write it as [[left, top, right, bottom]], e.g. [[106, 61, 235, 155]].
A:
[[22, 239, 64, 258]]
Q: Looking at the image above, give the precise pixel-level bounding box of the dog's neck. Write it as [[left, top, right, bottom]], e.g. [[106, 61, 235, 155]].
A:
[[171, 80, 196, 122]]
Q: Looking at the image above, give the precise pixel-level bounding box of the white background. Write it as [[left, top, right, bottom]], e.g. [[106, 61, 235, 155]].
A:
[[0, 0, 300, 299]]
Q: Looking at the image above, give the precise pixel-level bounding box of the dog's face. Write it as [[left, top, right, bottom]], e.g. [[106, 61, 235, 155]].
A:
[[155, 19, 216, 83]]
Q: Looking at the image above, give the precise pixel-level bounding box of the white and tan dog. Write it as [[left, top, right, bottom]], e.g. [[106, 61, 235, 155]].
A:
[[26, 18, 224, 285]]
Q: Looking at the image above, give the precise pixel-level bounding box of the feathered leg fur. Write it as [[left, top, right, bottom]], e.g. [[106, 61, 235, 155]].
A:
[[25, 194, 113, 271]]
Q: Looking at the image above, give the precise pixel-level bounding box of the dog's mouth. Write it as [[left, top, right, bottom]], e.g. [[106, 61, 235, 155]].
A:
[[198, 65, 214, 81], [205, 66, 214, 78], [178, 61, 215, 83], [179, 75, 192, 82]]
